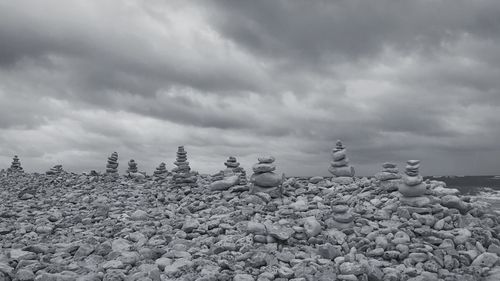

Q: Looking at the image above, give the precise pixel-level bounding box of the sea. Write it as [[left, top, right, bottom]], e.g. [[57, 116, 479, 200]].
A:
[[428, 175, 500, 209]]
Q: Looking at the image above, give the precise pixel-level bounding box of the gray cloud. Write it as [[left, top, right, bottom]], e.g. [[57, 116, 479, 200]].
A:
[[1, 0, 500, 176]]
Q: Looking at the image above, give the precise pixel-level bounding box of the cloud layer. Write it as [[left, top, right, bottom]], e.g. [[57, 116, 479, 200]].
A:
[[1, 0, 500, 176]]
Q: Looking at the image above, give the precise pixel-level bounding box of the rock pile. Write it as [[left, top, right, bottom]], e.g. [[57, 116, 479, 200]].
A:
[[46, 165, 64, 175], [153, 162, 169, 179], [172, 146, 197, 188], [329, 140, 355, 184], [106, 152, 119, 174], [7, 155, 23, 173], [375, 162, 401, 192], [127, 159, 138, 173], [250, 156, 283, 197], [398, 160, 429, 206], [0, 161, 499, 281]]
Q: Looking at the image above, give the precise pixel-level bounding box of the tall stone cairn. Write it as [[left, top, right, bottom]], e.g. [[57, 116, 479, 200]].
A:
[[239, 169, 248, 185], [106, 152, 119, 175], [328, 140, 355, 184], [172, 146, 197, 188], [8, 155, 23, 173], [127, 159, 138, 173]]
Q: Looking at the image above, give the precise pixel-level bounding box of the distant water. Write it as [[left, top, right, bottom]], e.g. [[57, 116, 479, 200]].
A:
[[427, 175, 500, 195], [428, 175, 500, 210]]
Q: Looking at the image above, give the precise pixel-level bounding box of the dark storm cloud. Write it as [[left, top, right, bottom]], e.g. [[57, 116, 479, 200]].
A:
[[1, 0, 500, 176], [204, 0, 500, 64]]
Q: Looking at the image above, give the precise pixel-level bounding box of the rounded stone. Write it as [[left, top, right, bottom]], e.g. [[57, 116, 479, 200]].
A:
[[257, 156, 275, 164], [398, 182, 426, 197], [251, 172, 282, 187]]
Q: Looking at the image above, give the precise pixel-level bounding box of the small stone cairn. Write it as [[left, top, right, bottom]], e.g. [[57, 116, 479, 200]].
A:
[[250, 156, 283, 197], [172, 146, 197, 188], [8, 155, 23, 173], [375, 162, 401, 192], [106, 152, 119, 175], [239, 169, 248, 185], [153, 162, 169, 179], [225, 156, 242, 172], [328, 140, 355, 184], [224, 156, 247, 185], [329, 203, 354, 230], [46, 165, 64, 175], [127, 159, 138, 173], [398, 160, 429, 206]]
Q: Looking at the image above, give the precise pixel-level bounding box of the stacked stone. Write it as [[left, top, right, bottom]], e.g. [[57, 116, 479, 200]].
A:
[[106, 152, 119, 174], [127, 159, 138, 173], [172, 146, 197, 188], [239, 169, 248, 185], [224, 156, 241, 172], [8, 155, 23, 173], [375, 162, 401, 192], [398, 160, 429, 206], [328, 140, 355, 184], [153, 162, 169, 179], [330, 204, 354, 230], [250, 156, 283, 197], [46, 165, 64, 175]]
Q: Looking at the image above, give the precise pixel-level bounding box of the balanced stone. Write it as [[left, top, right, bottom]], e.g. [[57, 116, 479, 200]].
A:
[[46, 165, 64, 175], [399, 160, 429, 206], [328, 140, 355, 183], [250, 156, 283, 197], [106, 152, 119, 174], [153, 162, 169, 179], [224, 156, 240, 169], [375, 162, 401, 191], [8, 155, 24, 173], [127, 159, 138, 174], [172, 146, 197, 188]]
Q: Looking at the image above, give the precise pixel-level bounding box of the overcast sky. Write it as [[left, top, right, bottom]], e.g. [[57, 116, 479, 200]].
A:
[[1, 0, 500, 176]]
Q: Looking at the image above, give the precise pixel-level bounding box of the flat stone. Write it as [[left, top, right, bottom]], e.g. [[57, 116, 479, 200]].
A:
[[233, 274, 255, 281], [210, 175, 239, 191], [472, 252, 499, 267], [257, 156, 275, 164], [252, 163, 276, 173]]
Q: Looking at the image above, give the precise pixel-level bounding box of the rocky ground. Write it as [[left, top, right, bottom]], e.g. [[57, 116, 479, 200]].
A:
[[1, 171, 500, 281]]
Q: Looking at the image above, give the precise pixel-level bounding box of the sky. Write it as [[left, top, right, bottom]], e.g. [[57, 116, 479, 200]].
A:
[[1, 0, 500, 177]]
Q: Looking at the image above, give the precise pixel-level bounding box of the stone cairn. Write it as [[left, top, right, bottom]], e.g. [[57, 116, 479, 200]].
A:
[[398, 160, 429, 206], [225, 156, 242, 172], [172, 146, 197, 188], [250, 156, 283, 197], [46, 165, 64, 175], [224, 156, 247, 185], [375, 162, 401, 192], [329, 203, 354, 230], [106, 152, 119, 175], [328, 140, 355, 184], [127, 159, 138, 174], [239, 169, 248, 185], [153, 162, 169, 180], [8, 155, 23, 173]]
